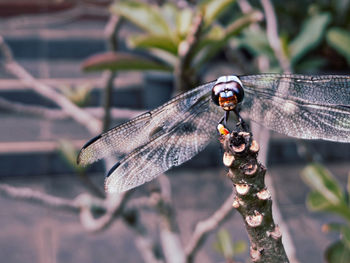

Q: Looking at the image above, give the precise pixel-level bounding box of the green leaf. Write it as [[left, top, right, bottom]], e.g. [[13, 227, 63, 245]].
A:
[[82, 52, 172, 72], [129, 34, 178, 55], [194, 11, 262, 68], [323, 223, 350, 248], [307, 190, 350, 221], [301, 163, 343, 205], [307, 191, 335, 211], [176, 7, 193, 38], [325, 240, 350, 263], [201, 0, 236, 25], [326, 27, 350, 65], [289, 13, 331, 65], [128, 35, 177, 56], [162, 3, 178, 32], [235, 28, 274, 58], [110, 0, 170, 36], [302, 164, 350, 221]]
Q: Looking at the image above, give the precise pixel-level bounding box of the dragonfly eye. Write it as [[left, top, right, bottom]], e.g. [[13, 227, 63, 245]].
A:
[[212, 79, 244, 111]]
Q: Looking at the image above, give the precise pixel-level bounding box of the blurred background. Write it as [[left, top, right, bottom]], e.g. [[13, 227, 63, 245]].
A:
[[0, 0, 350, 262]]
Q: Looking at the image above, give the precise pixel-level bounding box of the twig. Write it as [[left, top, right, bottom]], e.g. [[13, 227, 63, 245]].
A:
[[6, 61, 102, 134], [175, 11, 203, 92], [135, 235, 164, 263], [101, 15, 122, 131], [220, 131, 289, 262], [0, 36, 105, 197], [0, 35, 13, 63], [0, 2, 109, 30], [0, 183, 80, 212], [156, 175, 186, 263], [0, 35, 102, 135], [0, 181, 162, 263], [236, 0, 270, 72], [0, 34, 132, 234], [123, 207, 164, 263], [79, 191, 131, 232], [0, 19, 163, 263], [260, 0, 292, 73], [0, 182, 131, 233], [185, 193, 235, 262], [0, 96, 68, 119], [0, 97, 143, 120]]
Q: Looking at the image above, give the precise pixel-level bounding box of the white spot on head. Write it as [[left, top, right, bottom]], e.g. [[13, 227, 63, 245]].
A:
[[216, 75, 243, 87], [213, 84, 222, 95]]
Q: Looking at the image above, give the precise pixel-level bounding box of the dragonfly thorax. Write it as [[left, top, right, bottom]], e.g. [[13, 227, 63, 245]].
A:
[[211, 75, 244, 111]]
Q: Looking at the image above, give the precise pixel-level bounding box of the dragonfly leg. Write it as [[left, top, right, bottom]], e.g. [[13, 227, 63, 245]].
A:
[[219, 111, 230, 126], [234, 108, 249, 132]]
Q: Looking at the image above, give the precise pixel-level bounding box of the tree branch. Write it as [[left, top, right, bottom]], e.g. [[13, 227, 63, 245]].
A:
[[0, 35, 102, 135], [78, 191, 131, 232], [101, 15, 122, 131], [0, 183, 80, 212], [220, 131, 289, 262], [156, 175, 186, 263], [175, 11, 203, 92], [0, 96, 143, 120], [260, 0, 292, 73]]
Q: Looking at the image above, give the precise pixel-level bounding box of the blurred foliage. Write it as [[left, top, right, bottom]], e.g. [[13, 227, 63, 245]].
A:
[[213, 228, 247, 262], [82, 0, 262, 90], [288, 13, 331, 67], [327, 28, 350, 65], [235, 11, 335, 72], [301, 164, 350, 263], [82, 0, 350, 87], [269, 0, 350, 72]]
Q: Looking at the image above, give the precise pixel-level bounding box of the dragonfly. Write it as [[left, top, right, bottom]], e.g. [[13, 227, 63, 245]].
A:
[[77, 74, 350, 193]]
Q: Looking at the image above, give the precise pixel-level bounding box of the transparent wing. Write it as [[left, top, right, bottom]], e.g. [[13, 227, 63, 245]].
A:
[[77, 81, 216, 166], [104, 96, 223, 193], [240, 74, 350, 106], [240, 74, 350, 142]]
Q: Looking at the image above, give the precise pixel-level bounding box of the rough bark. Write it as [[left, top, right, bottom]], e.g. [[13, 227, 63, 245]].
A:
[[219, 131, 289, 263]]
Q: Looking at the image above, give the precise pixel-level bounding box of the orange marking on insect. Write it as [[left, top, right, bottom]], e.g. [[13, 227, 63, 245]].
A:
[[218, 95, 237, 111], [217, 124, 229, 135]]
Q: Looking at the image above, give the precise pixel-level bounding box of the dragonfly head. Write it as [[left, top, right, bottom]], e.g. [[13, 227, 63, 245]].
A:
[[211, 76, 244, 111]]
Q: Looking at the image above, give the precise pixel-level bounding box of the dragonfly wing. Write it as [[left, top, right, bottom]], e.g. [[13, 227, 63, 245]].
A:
[[240, 74, 350, 106], [105, 96, 223, 193], [240, 87, 350, 142], [77, 81, 216, 166]]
